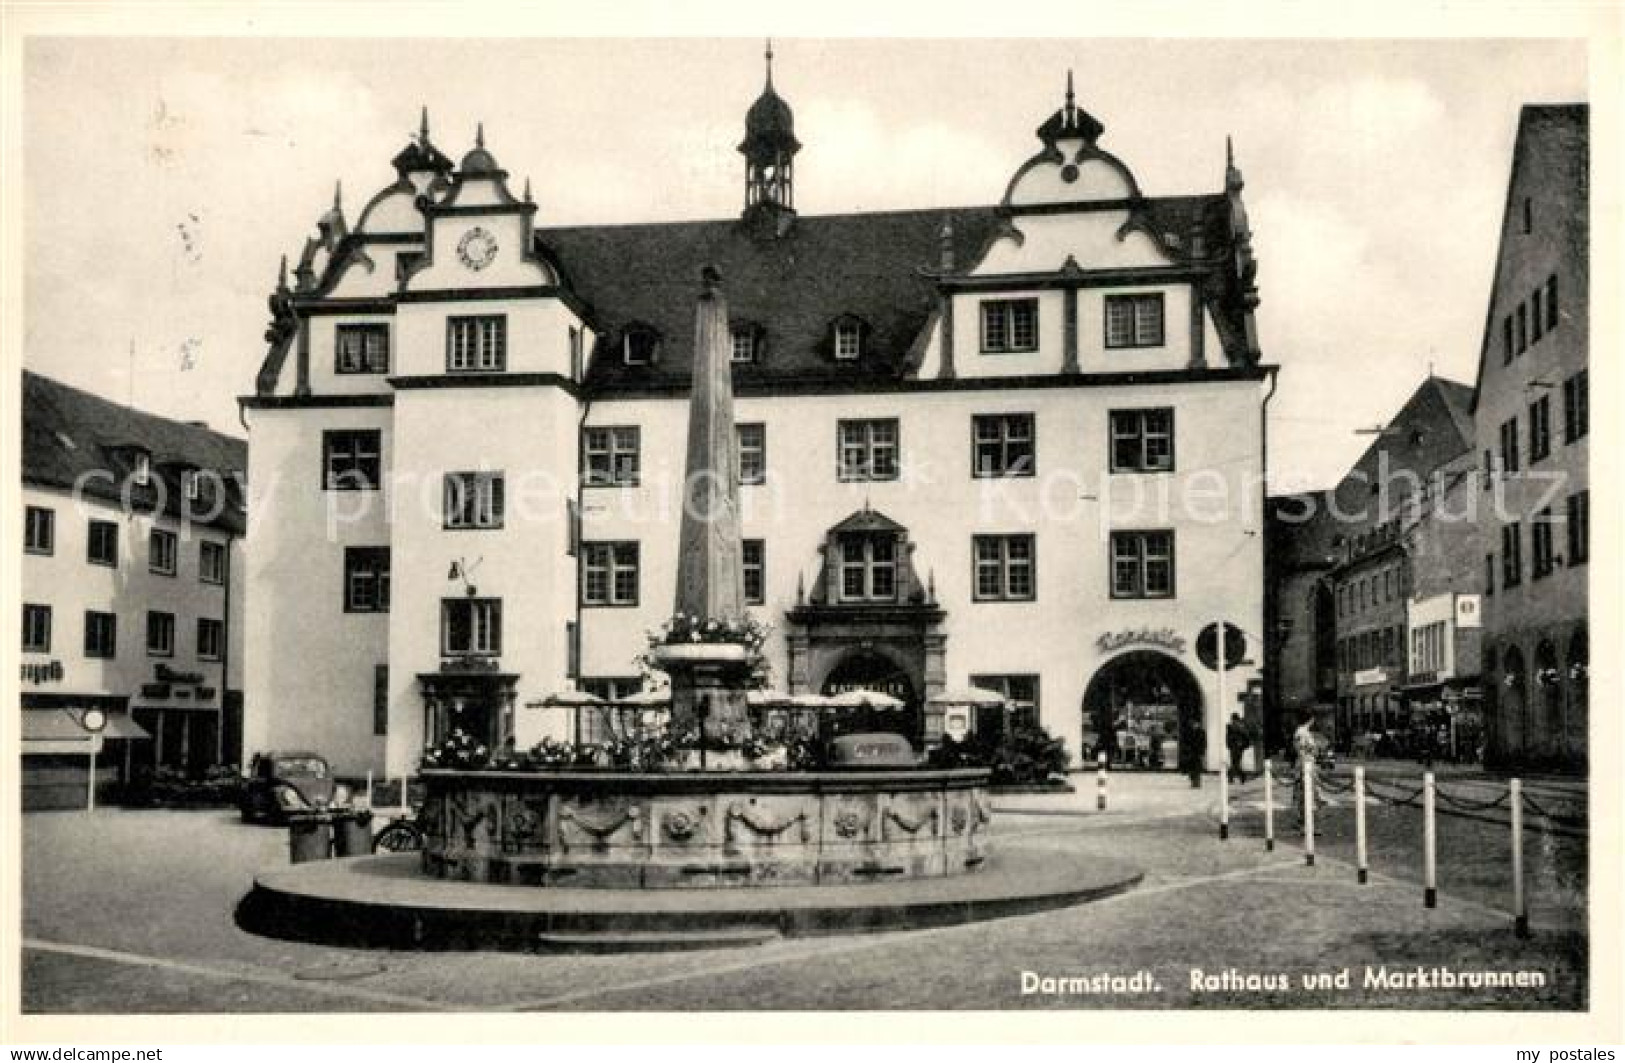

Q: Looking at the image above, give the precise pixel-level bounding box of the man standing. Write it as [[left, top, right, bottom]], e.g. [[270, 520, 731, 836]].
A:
[[1181, 718, 1207, 788], [1225, 712, 1252, 784]]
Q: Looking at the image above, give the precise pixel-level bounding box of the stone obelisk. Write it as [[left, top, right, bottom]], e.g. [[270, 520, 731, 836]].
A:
[[675, 266, 747, 623], [660, 267, 752, 744]]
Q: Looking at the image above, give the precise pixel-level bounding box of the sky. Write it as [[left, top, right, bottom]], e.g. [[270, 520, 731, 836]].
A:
[[19, 34, 1589, 490]]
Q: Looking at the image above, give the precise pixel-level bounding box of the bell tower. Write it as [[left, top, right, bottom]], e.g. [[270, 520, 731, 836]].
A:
[[739, 41, 800, 230]]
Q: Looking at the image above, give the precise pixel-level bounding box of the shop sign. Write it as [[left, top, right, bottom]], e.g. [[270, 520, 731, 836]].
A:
[[21, 660, 64, 685], [1096, 627, 1187, 655], [155, 663, 204, 684], [827, 680, 911, 698], [1354, 668, 1388, 687], [140, 682, 170, 699], [1455, 594, 1482, 630], [197, 686, 217, 700]]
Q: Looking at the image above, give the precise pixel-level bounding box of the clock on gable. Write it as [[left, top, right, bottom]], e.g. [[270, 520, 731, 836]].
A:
[[456, 226, 498, 271]]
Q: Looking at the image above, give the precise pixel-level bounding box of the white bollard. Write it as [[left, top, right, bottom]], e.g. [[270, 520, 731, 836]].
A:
[[1354, 765, 1368, 884], [1423, 771, 1437, 908], [1511, 778, 1528, 937], [1263, 759, 1274, 852], [1096, 751, 1108, 812], [1218, 756, 1230, 840], [365, 769, 375, 810], [1303, 759, 1316, 866]]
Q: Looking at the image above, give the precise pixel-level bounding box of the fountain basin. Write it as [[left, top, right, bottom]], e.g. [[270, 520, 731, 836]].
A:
[[420, 766, 992, 888]]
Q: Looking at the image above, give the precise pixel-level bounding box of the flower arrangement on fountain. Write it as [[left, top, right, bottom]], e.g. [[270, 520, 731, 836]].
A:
[[421, 729, 489, 770], [643, 612, 772, 655]]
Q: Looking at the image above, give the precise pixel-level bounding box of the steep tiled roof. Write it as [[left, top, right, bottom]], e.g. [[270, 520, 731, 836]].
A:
[[1428, 377, 1477, 446], [542, 195, 1241, 394], [542, 206, 1004, 392], [22, 370, 247, 534]]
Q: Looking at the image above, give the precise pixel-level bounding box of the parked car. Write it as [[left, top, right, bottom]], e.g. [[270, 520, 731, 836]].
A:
[[240, 751, 351, 824]]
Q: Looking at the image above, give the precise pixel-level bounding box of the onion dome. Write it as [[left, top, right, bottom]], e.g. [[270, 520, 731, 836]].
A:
[[738, 42, 801, 157], [460, 122, 502, 175]]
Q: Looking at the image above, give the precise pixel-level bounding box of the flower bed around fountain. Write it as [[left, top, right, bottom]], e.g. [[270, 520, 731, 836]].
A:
[[419, 766, 991, 889]]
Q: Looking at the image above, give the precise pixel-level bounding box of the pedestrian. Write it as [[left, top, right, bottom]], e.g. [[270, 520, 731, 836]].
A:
[[1291, 711, 1327, 827], [1181, 719, 1207, 788], [1225, 712, 1252, 784]]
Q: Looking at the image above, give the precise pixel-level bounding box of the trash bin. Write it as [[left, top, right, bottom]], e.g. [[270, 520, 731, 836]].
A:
[[288, 812, 333, 863], [333, 810, 374, 857]]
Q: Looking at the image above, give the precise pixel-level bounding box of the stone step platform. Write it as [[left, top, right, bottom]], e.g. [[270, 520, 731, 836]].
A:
[[237, 847, 1141, 953]]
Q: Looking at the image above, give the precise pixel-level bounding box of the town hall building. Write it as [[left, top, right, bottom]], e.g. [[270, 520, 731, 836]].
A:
[[241, 57, 1275, 778]]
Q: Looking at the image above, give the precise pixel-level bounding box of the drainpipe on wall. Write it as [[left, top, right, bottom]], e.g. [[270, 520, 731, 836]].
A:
[[1259, 363, 1280, 763], [219, 528, 235, 768], [572, 389, 592, 746]]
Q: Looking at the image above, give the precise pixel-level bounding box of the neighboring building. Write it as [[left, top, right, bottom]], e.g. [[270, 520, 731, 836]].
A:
[[242, 63, 1275, 778], [1323, 375, 1479, 752], [20, 371, 247, 808], [1470, 104, 1589, 771], [1267, 376, 1483, 755], [1398, 445, 1485, 760], [1263, 489, 1339, 750]]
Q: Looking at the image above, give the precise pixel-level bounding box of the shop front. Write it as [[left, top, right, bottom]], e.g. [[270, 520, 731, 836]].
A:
[[20, 698, 149, 810], [1081, 649, 1205, 771], [1399, 676, 1484, 764]]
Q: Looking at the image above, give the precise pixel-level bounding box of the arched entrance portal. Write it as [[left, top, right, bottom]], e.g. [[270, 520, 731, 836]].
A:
[[1083, 651, 1204, 771], [821, 650, 920, 740]]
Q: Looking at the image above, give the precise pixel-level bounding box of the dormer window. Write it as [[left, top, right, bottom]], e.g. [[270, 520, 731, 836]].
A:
[[833, 318, 863, 361], [623, 325, 660, 366], [730, 326, 760, 364]]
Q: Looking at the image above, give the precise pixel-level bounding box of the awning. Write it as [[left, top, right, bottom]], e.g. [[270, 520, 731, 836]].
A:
[[22, 709, 150, 742]]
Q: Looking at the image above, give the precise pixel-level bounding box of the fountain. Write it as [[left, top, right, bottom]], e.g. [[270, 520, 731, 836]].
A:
[[415, 269, 993, 889], [241, 271, 1141, 950]]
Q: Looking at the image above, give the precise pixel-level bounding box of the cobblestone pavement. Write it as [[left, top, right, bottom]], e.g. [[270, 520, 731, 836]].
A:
[[18, 770, 1588, 1015]]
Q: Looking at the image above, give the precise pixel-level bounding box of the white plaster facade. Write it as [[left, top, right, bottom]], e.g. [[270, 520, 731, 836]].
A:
[[242, 78, 1273, 778]]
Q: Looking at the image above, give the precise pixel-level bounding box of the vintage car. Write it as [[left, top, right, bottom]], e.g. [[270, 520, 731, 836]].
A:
[[239, 751, 351, 824]]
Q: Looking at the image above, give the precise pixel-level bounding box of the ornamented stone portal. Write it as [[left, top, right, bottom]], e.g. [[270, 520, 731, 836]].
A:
[[1082, 650, 1204, 770]]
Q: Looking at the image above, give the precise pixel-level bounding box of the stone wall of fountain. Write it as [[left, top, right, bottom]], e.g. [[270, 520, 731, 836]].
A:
[[420, 767, 991, 888]]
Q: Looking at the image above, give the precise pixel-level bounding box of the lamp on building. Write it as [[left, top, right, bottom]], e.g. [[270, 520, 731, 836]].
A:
[[448, 556, 483, 598]]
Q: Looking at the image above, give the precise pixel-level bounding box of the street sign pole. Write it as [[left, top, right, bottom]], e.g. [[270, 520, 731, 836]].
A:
[[79, 709, 108, 814]]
